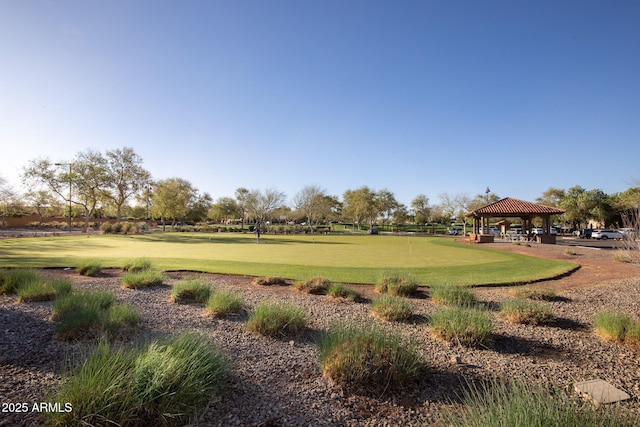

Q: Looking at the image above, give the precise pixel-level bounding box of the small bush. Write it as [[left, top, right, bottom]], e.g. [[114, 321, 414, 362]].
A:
[[430, 306, 492, 347], [430, 285, 476, 307], [251, 276, 288, 286], [122, 269, 165, 289], [318, 324, 422, 394], [594, 311, 632, 343], [121, 222, 134, 234], [121, 258, 152, 272], [508, 286, 556, 301], [100, 222, 113, 234], [564, 248, 577, 256], [17, 278, 72, 303], [614, 250, 633, 263], [77, 260, 103, 277], [246, 301, 306, 338], [499, 299, 554, 325], [112, 223, 123, 233], [206, 289, 244, 317], [294, 276, 331, 294], [170, 278, 211, 303], [375, 274, 419, 296], [46, 333, 230, 427], [327, 284, 361, 302], [371, 295, 414, 321]]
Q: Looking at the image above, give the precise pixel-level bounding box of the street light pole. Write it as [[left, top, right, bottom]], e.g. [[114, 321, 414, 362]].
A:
[[55, 163, 72, 233]]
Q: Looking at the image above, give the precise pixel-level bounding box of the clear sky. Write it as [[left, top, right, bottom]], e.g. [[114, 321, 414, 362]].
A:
[[1, 1, 638, 207]]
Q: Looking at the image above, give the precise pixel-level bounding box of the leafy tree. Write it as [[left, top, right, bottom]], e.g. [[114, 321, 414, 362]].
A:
[[0, 175, 16, 226], [209, 197, 240, 224], [235, 188, 250, 231], [185, 192, 213, 223], [103, 147, 151, 222], [411, 194, 431, 225], [152, 178, 198, 230], [612, 186, 640, 230], [536, 187, 565, 207], [375, 189, 399, 229], [24, 190, 56, 223], [342, 186, 376, 229]]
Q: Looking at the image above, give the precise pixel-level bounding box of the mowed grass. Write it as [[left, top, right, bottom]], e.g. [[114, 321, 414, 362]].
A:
[[0, 234, 576, 286]]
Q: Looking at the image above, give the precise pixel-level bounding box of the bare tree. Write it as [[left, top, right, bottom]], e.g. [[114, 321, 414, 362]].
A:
[[246, 188, 286, 241], [293, 184, 327, 233]]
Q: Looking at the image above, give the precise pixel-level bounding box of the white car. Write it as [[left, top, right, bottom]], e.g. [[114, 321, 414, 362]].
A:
[[591, 229, 623, 240]]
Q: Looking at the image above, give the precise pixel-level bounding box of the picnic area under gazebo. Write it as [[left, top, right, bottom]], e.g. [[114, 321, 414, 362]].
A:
[[465, 197, 566, 244]]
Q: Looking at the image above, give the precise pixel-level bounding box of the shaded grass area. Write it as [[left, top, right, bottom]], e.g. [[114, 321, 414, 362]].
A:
[[0, 234, 576, 286]]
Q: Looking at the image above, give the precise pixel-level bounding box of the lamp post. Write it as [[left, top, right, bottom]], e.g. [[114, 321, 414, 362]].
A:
[[55, 163, 72, 233]]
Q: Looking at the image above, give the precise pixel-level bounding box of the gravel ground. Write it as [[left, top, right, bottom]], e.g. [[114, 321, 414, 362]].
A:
[[2, 244, 640, 426]]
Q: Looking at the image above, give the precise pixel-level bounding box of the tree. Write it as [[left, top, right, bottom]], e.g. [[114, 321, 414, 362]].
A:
[[342, 186, 377, 229], [185, 192, 213, 223], [293, 184, 328, 232], [411, 194, 431, 225], [375, 189, 399, 229], [0, 175, 16, 226], [103, 147, 151, 222], [235, 188, 250, 231], [151, 178, 198, 230], [24, 190, 55, 223], [245, 188, 286, 230], [209, 197, 240, 224], [536, 187, 565, 207]]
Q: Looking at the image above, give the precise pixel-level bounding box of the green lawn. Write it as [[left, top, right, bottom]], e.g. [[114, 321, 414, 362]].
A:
[[0, 233, 576, 286]]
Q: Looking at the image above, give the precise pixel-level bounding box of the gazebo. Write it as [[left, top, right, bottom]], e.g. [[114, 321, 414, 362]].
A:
[[464, 197, 565, 244]]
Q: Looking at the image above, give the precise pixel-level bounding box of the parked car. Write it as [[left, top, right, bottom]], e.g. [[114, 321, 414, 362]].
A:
[[447, 228, 462, 235], [531, 227, 557, 235], [591, 229, 623, 240], [367, 228, 379, 235]]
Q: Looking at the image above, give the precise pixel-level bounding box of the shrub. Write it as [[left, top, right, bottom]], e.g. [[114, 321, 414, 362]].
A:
[[445, 378, 639, 427], [430, 285, 476, 307], [170, 278, 211, 303], [294, 276, 331, 294], [318, 324, 422, 394], [121, 222, 134, 234], [121, 258, 152, 272], [375, 273, 419, 296], [122, 269, 165, 289], [100, 222, 113, 234], [327, 284, 361, 302], [508, 286, 556, 301], [564, 248, 577, 256], [625, 320, 640, 352], [614, 250, 633, 263], [0, 268, 40, 294], [594, 311, 632, 343], [206, 289, 244, 317], [17, 278, 72, 303], [246, 301, 306, 338], [77, 259, 103, 277], [371, 295, 414, 321], [112, 222, 123, 234], [251, 276, 288, 286], [499, 299, 554, 325], [430, 306, 492, 347], [46, 333, 230, 427]]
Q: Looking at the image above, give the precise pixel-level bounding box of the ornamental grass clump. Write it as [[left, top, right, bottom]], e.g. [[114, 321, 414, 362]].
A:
[[444, 378, 639, 427], [122, 269, 165, 289], [430, 306, 492, 347], [46, 333, 230, 427], [121, 257, 152, 273], [77, 259, 103, 277], [251, 276, 288, 286], [0, 268, 40, 295], [206, 289, 244, 318], [17, 278, 72, 303], [318, 324, 422, 395], [246, 301, 306, 338], [430, 285, 476, 307], [508, 286, 556, 301], [375, 273, 419, 296], [499, 299, 554, 325], [371, 295, 414, 321], [327, 284, 361, 302], [170, 278, 211, 303], [294, 276, 331, 294]]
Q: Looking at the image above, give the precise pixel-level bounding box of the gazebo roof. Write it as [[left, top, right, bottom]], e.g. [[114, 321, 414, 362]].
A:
[[464, 197, 565, 217]]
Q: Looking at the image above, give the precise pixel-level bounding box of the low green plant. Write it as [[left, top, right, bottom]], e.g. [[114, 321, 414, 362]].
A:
[[170, 278, 211, 303], [444, 378, 639, 427], [294, 276, 331, 294], [122, 269, 165, 289], [246, 301, 306, 338], [103, 304, 142, 338], [371, 295, 414, 321], [499, 299, 554, 325], [17, 278, 72, 303], [317, 324, 422, 394], [46, 333, 230, 427], [206, 289, 244, 317], [77, 259, 103, 277], [121, 257, 152, 272], [99, 222, 113, 234], [430, 285, 476, 307], [625, 320, 640, 352], [430, 306, 492, 347], [0, 268, 40, 294], [594, 311, 632, 343], [508, 286, 556, 301], [251, 276, 288, 286], [327, 284, 361, 302], [375, 273, 419, 296]]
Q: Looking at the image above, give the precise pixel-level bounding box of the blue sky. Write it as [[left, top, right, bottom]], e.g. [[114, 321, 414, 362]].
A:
[[1, 1, 638, 207]]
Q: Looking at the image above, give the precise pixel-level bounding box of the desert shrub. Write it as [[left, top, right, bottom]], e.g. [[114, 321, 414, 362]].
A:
[[594, 311, 632, 343], [564, 248, 577, 256], [246, 301, 306, 338], [614, 250, 633, 263], [375, 273, 419, 296], [170, 278, 211, 303], [445, 378, 639, 427], [17, 278, 72, 303], [294, 276, 331, 294], [77, 259, 103, 277], [251, 276, 288, 286], [121, 222, 134, 234], [122, 258, 152, 272], [122, 270, 165, 289], [112, 222, 123, 233], [206, 289, 244, 317], [0, 268, 40, 294], [430, 285, 476, 307], [508, 286, 556, 301], [327, 284, 361, 302], [318, 324, 422, 394], [499, 299, 554, 325], [430, 306, 492, 347], [46, 333, 229, 427], [100, 223, 113, 234], [371, 295, 414, 321]]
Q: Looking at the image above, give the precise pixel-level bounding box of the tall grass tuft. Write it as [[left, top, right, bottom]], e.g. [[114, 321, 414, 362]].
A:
[[318, 324, 422, 395], [46, 333, 230, 427], [206, 289, 244, 317], [170, 278, 211, 303], [594, 311, 632, 343], [508, 286, 557, 301], [77, 259, 103, 277], [375, 273, 420, 296], [499, 299, 554, 325], [246, 301, 306, 338], [122, 257, 152, 272], [0, 268, 40, 294], [444, 378, 639, 427], [251, 276, 288, 286], [430, 285, 476, 307], [294, 276, 331, 294], [123, 269, 165, 289], [327, 284, 361, 302], [17, 278, 72, 302], [430, 306, 492, 347], [371, 295, 414, 321]]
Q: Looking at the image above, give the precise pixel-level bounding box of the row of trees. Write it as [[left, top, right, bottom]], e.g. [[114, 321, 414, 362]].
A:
[[1, 147, 639, 232]]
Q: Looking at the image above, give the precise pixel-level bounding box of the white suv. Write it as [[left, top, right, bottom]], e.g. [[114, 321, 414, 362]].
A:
[[591, 229, 623, 240]]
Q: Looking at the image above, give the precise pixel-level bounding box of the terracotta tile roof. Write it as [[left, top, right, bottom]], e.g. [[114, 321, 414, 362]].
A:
[[465, 197, 565, 217]]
